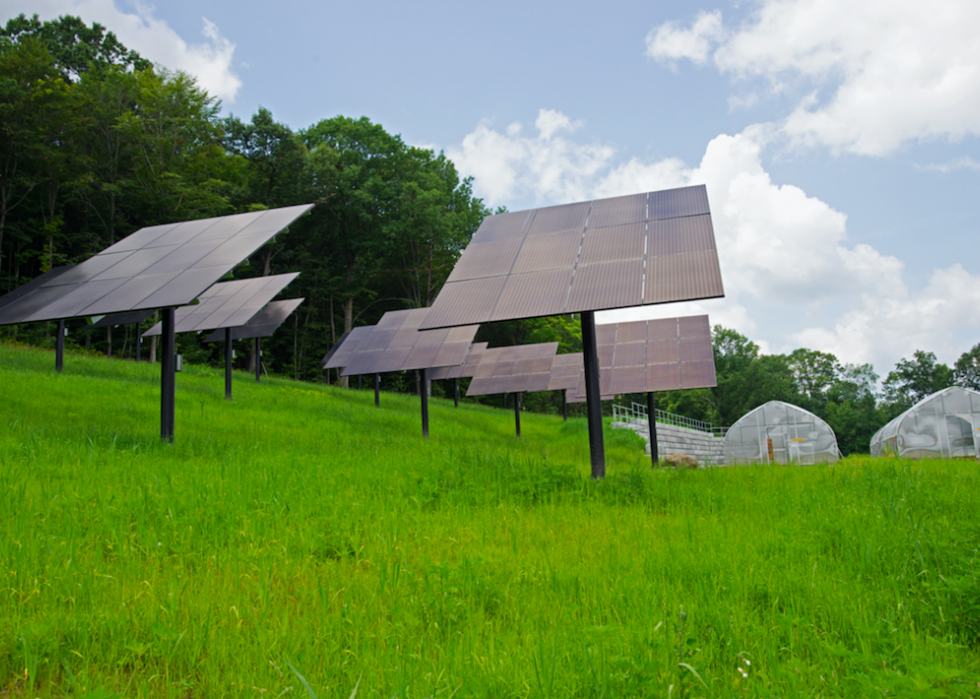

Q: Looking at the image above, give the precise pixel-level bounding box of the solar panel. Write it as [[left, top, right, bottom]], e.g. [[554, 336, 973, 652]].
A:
[[573, 314, 717, 399], [203, 298, 304, 342], [420, 185, 722, 330], [142, 273, 299, 337], [324, 308, 479, 376], [88, 309, 156, 329], [322, 327, 374, 369], [428, 342, 488, 380], [465, 342, 558, 396], [0, 266, 74, 311], [0, 205, 312, 326], [547, 353, 583, 391]]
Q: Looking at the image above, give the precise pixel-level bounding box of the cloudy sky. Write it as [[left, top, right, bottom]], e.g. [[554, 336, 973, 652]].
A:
[[4, 0, 980, 377]]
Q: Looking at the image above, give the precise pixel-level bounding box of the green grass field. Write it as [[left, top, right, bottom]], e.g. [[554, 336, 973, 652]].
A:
[[1, 342, 979, 698]]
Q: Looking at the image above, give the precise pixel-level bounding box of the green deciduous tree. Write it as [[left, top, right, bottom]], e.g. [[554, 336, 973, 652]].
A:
[[882, 350, 952, 419]]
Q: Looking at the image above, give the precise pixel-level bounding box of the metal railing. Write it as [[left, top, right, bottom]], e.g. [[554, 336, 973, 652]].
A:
[[612, 402, 727, 437]]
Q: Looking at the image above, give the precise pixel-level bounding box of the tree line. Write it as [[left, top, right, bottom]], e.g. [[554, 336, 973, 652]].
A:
[[2, 14, 978, 454]]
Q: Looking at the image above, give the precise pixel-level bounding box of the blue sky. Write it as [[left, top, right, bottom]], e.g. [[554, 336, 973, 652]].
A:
[[5, 0, 980, 378]]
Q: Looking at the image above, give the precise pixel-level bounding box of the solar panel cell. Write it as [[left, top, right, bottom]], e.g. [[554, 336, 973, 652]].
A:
[[647, 362, 681, 391], [586, 192, 647, 229], [648, 185, 710, 220], [80, 272, 179, 316], [469, 210, 534, 244], [681, 360, 717, 388], [565, 260, 643, 313], [527, 202, 590, 235], [647, 338, 680, 364], [490, 268, 574, 321], [679, 314, 711, 338], [100, 223, 178, 254], [511, 230, 582, 273], [446, 239, 522, 282], [42, 253, 134, 286], [422, 277, 507, 329], [613, 342, 646, 367], [30, 278, 129, 320], [645, 250, 724, 305], [647, 215, 716, 256], [578, 223, 646, 265]]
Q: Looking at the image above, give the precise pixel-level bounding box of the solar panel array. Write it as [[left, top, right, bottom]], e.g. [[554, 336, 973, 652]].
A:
[[428, 342, 489, 380], [420, 185, 722, 330], [143, 273, 299, 337], [573, 315, 716, 399], [321, 309, 479, 377], [0, 205, 312, 327], [204, 298, 304, 342], [466, 342, 559, 396]]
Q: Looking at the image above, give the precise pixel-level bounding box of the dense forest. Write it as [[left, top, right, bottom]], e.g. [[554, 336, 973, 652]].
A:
[[2, 13, 979, 454]]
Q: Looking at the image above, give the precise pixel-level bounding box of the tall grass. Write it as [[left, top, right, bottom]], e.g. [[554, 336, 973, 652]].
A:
[[1, 342, 978, 697]]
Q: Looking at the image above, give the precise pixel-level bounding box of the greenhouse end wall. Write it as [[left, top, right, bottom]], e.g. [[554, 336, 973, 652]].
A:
[[724, 400, 840, 465], [870, 386, 980, 459]]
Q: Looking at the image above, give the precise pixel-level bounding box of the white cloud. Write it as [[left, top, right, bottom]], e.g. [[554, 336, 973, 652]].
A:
[[450, 108, 980, 372], [446, 110, 615, 205], [791, 264, 980, 370], [2, 0, 242, 102], [645, 10, 724, 66], [916, 156, 980, 173], [646, 0, 980, 155]]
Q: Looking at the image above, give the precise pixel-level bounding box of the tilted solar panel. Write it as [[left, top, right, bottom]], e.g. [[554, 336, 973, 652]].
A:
[[465, 342, 558, 397], [88, 309, 157, 329], [428, 342, 489, 380], [324, 309, 479, 376], [142, 273, 299, 337], [420, 185, 722, 330], [203, 298, 304, 342], [573, 314, 717, 399], [0, 205, 312, 326]]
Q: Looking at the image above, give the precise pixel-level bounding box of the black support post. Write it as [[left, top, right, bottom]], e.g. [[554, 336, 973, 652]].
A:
[[374, 373, 380, 407], [160, 308, 176, 443], [357, 375, 362, 390], [454, 378, 459, 408], [581, 311, 605, 478], [420, 368, 429, 438], [647, 391, 659, 467], [224, 327, 233, 401], [56, 320, 65, 373], [562, 389, 567, 422], [514, 392, 521, 438], [134, 324, 140, 362], [254, 337, 261, 383], [504, 392, 508, 410]]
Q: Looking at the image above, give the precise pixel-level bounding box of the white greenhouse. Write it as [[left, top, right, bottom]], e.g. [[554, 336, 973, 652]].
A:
[[723, 401, 840, 465], [870, 386, 980, 459]]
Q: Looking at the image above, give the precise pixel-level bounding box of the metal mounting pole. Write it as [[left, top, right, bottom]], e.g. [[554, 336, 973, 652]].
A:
[[514, 392, 521, 438], [224, 327, 233, 401], [562, 389, 567, 422], [254, 337, 261, 383], [134, 324, 140, 362], [374, 373, 380, 407], [504, 392, 508, 410], [420, 368, 429, 437], [647, 391, 659, 467], [581, 311, 605, 478], [358, 374, 362, 390], [56, 320, 65, 373], [454, 378, 459, 407], [160, 308, 176, 443]]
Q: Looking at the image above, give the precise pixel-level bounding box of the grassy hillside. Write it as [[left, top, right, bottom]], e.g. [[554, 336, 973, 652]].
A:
[[1, 343, 979, 698]]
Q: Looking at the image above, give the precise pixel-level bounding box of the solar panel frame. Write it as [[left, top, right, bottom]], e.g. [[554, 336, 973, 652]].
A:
[[420, 185, 722, 330], [89, 309, 157, 329], [0, 204, 312, 326]]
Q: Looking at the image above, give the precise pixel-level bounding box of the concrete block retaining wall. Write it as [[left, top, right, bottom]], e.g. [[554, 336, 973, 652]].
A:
[[614, 420, 725, 466]]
